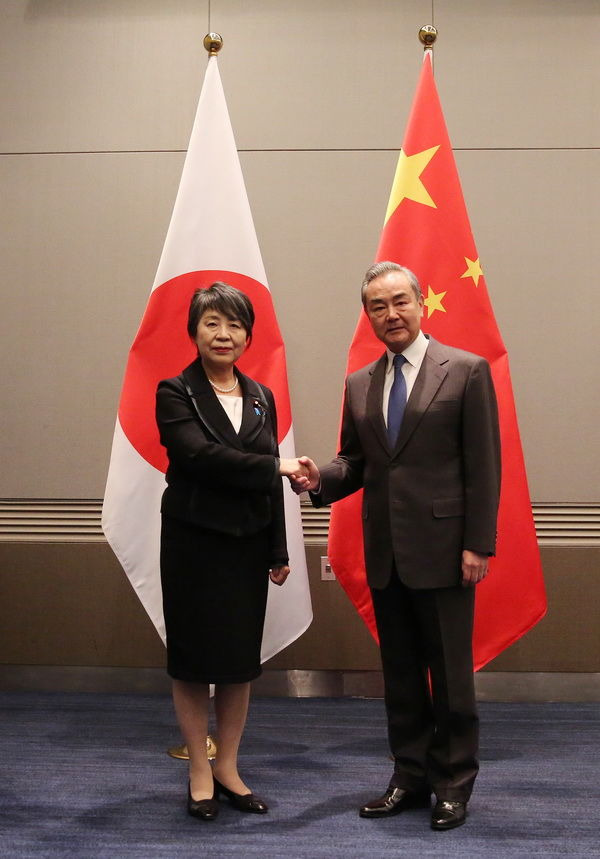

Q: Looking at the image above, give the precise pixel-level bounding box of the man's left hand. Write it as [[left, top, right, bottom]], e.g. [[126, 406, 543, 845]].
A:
[[461, 550, 489, 586]]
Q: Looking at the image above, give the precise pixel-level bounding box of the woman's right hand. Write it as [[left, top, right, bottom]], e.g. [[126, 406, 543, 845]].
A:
[[290, 456, 321, 493], [279, 458, 309, 478]]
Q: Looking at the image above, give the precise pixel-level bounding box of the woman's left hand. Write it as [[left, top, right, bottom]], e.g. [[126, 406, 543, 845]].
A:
[[269, 565, 290, 586]]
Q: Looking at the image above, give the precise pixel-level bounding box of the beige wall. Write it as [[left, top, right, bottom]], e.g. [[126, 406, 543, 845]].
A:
[[0, 1, 598, 675], [1, 0, 598, 500]]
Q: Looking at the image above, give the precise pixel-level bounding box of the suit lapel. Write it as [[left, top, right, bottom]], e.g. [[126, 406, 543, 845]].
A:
[[238, 373, 268, 447], [393, 337, 449, 455], [182, 357, 245, 451], [366, 354, 391, 456]]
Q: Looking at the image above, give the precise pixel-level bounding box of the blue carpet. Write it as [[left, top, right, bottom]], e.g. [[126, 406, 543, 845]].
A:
[[0, 694, 598, 857]]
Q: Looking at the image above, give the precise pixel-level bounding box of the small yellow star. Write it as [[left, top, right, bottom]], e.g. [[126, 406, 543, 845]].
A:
[[460, 257, 483, 287], [384, 145, 440, 224], [424, 285, 447, 318]]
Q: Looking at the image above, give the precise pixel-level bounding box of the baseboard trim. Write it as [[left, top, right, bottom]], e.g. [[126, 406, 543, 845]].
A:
[[474, 671, 600, 702], [0, 666, 599, 701]]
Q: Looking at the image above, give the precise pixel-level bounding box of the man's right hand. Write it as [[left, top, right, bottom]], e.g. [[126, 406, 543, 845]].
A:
[[289, 456, 320, 494]]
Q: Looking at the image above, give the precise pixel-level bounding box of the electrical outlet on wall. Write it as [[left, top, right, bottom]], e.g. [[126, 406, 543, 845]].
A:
[[320, 556, 336, 581]]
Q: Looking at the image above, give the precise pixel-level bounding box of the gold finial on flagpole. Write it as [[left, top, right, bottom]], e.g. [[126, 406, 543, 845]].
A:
[[418, 25, 437, 50], [203, 32, 223, 55]]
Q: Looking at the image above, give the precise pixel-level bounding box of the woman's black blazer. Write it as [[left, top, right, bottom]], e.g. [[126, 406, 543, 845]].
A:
[[156, 356, 288, 566]]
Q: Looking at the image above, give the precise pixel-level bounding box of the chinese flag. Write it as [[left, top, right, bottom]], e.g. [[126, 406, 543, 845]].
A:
[[102, 53, 312, 657], [328, 52, 546, 669]]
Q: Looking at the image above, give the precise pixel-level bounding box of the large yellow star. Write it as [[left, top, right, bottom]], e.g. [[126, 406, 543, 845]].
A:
[[460, 256, 483, 287], [384, 145, 440, 224], [424, 285, 447, 318]]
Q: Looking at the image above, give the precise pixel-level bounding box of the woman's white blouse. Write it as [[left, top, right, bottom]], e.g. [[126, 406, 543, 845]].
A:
[[216, 394, 243, 434]]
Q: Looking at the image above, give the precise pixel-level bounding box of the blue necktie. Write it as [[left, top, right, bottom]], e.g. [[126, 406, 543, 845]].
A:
[[387, 354, 407, 447]]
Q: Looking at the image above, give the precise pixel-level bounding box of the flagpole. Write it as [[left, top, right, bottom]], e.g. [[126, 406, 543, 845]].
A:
[[166, 31, 224, 766]]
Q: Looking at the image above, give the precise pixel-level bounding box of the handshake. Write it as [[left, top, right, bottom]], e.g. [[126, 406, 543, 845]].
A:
[[279, 456, 321, 495]]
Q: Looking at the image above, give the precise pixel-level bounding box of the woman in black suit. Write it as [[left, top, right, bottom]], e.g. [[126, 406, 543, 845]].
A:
[[156, 282, 305, 821]]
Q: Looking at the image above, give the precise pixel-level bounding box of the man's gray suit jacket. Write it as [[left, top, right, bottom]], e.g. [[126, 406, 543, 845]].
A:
[[313, 336, 501, 590]]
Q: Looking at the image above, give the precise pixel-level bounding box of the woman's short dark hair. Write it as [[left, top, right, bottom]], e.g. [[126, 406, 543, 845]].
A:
[[187, 282, 255, 340]]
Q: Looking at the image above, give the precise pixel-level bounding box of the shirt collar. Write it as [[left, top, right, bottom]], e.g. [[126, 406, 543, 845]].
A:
[[386, 329, 428, 372]]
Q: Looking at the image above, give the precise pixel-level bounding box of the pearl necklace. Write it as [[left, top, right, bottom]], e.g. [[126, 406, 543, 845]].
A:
[[208, 377, 238, 394]]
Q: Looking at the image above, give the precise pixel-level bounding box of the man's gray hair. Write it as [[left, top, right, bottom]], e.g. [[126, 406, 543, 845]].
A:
[[361, 262, 422, 306]]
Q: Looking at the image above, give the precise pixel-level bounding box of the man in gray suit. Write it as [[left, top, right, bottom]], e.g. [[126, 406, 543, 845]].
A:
[[292, 262, 501, 830]]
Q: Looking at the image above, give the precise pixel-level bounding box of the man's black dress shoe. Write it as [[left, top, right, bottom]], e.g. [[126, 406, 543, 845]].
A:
[[187, 783, 219, 821], [431, 799, 467, 830], [359, 787, 431, 818], [213, 777, 268, 814]]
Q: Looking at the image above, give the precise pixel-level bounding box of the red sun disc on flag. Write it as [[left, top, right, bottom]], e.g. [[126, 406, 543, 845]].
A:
[[118, 270, 292, 473]]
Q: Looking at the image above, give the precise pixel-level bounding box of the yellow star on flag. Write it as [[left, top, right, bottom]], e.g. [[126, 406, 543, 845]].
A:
[[424, 285, 447, 318], [460, 256, 483, 287], [384, 145, 440, 224]]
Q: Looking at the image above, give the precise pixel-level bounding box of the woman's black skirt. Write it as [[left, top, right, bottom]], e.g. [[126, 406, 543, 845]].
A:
[[160, 515, 270, 684]]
